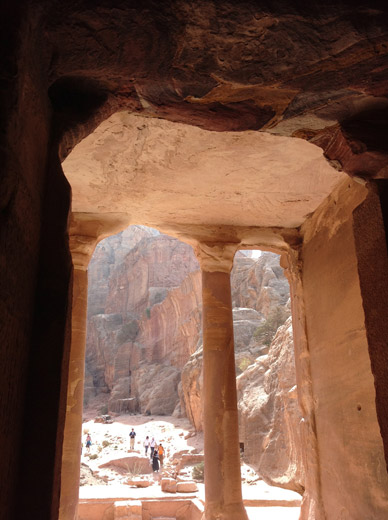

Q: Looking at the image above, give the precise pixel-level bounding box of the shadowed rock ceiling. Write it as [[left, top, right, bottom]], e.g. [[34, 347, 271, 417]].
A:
[[63, 112, 345, 230]]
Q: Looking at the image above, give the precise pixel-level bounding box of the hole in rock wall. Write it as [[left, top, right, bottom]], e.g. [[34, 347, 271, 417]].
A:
[[79, 224, 303, 512]]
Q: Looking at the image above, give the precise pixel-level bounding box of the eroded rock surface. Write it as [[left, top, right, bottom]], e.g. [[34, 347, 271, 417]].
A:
[[232, 254, 290, 317], [86, 229, 201, 412], [86, 236, 290, 422], [237, 317, 304, 494], [85, 229, 305, 494]]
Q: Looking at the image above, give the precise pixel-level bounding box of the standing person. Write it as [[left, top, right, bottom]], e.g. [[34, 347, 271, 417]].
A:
[[152, 447, 160, 472], [150, 437, 156, 459], [143, 436, 150, 456], [158, 443, 165, 467], [129, 428, 136, 450], [85, 433, 92, 453]]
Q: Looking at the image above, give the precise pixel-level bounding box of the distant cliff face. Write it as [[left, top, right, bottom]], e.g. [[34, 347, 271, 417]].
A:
[[231, 253, 290, 317], [87, 226, 158, 317], [85, 228, 200, 413], [237, 317, 304, 494], [85, 229, 303, 492], [86, 236, 292, 416]]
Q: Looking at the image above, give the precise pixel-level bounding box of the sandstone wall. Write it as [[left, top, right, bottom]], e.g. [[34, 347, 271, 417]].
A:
[[85, 231, 201, 412], [0, 6, 74, 518], [86, 240, 291, 419], [87, 226, 157, 317], [237, 317, 304, 493], [232, 253, 290, 317], [104, 234, 199, 317], [137, 271, 202, 368], [300, 180, 388, 518]]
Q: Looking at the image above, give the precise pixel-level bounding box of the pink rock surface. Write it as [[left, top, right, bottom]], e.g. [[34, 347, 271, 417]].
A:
[[99, 455, 152, 475], [176, 481, 198, 493], [161, 478, 177, 493]]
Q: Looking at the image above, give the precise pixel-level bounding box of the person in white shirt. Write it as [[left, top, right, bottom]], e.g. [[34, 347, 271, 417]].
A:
[[143, 436, 150, 456], [150, 437, 156, 458]]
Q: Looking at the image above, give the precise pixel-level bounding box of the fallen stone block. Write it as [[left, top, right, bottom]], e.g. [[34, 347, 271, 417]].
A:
[[126, 478, 152, 487], [161, 478, 177, 493], [99, 454, 152, 474], [176, 481, 198, 493]]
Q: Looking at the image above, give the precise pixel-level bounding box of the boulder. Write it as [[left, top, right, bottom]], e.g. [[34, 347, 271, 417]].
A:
[[161, 478, 177, 493], [176, 481, 198, 493], [126, 478, 152, 487], [176, 453, 204, 473], [99, 454, 152, 475]]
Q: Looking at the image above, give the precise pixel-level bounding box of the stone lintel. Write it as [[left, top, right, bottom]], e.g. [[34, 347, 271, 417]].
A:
[[69, 212, 130, 269]]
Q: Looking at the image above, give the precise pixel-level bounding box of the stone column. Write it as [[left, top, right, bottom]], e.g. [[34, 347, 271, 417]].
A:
[[59, 213, 129, 520], [195, 242, 248, 520], [59, 265, 88, 520]]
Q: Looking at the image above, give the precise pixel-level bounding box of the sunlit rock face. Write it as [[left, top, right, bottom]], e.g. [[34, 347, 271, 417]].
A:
[[237, 317, 304, 494], [85, 230, 291, 424], [85, 229, 200, 411], [231, 252, 290, 317]]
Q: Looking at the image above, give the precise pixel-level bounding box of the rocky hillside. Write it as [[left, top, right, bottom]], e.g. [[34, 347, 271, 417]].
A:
[[85, 229, 289, 413], [85, 226, 304, 492], [85, 228, 200, 414], [237, 317, 304, 493]]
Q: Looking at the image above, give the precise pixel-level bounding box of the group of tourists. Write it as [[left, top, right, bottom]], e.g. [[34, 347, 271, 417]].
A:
[[129, 429, 165, 472], [82, 428, 165, 473]]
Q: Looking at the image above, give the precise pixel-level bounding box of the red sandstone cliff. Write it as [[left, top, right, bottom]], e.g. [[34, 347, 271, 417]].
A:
[[237, 317, 304, 493], [86, 239, 291, 415], [85, 228, 200, 413], [85, 230, 304, 491]]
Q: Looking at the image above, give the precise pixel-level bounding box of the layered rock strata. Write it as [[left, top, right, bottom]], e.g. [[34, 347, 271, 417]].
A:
[[85, 229, 201, 413], [237, 317, 304, 494], [86, 234, 290, 419], [85, 231, 303, 494]]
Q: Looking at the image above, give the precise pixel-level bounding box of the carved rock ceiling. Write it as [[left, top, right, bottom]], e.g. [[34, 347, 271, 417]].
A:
[[63, 111, 345, 231]]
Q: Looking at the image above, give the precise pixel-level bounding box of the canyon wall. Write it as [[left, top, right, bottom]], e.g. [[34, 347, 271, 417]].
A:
[[85, 229, 304, 491], [86, 232, 290, 417], [237, 317, 304, 493], [85, 229, 201, 413]]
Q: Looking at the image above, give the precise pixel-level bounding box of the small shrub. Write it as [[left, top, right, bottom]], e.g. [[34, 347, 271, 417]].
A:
[[237, 357, 251, 373], [99, 405, 108, 415], [145, 307, 151, 319], [192, 461, 205, 482], [89, 454, 98, 460], [253, 306, 290, 346], [102, 440, 111, 448], [125, 462, 143, 477], [117, 320, 139, 345]]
